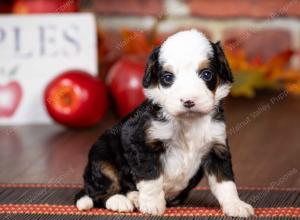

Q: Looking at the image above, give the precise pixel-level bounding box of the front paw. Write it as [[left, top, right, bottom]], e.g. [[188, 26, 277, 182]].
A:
[[222, 199, 254, 217], [138, 193, 166, 215]]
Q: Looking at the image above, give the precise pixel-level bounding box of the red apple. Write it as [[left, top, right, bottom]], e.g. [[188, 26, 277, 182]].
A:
[[45, 70, 108, 128], [13, 0, 78, 14], [107, 57, 145, 117], [0, 0, 13, 13], [0, 81, 23, 118]]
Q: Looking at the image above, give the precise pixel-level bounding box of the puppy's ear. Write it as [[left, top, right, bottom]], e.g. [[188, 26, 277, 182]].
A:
[[211, 41, 234, 83], [143, 46, 161, 88]]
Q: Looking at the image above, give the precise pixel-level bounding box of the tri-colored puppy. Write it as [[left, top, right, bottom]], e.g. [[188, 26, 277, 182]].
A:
[[75, 29, 254, 217]]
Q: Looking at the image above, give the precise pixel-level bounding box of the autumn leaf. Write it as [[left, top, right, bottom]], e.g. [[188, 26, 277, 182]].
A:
[[224, 44, 300, 97], [225, 48, 248, 71], [286, 81, 300, 94], [267, 49, 294, 70], [231, 70, 278, 98], [250, 55, 263, 67]]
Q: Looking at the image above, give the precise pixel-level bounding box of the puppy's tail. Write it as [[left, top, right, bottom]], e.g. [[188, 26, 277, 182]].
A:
[[75, 189, 94, 211]]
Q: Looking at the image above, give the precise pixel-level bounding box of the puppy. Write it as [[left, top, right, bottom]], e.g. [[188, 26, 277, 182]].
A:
[[75, 29, 254, 217]]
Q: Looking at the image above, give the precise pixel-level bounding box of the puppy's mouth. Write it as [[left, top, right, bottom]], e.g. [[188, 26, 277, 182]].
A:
[[175, 110, 205, 118]]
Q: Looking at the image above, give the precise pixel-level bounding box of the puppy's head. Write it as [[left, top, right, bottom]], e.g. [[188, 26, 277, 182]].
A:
[[143, 29, 233, 118]]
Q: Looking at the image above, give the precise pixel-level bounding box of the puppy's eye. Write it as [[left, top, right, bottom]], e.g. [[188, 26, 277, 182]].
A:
[[162, 73, 174, 83], [199, 69, 213, 81], [160, 72, 174, 87]]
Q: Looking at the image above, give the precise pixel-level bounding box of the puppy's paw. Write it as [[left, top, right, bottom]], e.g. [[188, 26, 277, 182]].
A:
[[222, 199, 254, 217], [76, 195, 94, 211], [127, 191, 139, 209], [138, 193, 166, 215], [106, 194, 134, 212]]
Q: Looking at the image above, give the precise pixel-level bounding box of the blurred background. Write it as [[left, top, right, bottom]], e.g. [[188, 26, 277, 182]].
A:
[[0, 0, 299, 188]]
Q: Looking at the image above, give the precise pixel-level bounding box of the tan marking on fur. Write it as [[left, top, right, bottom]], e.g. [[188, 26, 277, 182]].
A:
[[212, 144, 231, 182], [162, 64, 175, 73], [144, 121, 153, 144], [100, 161, 121, 195], [144, 121, 168, 153], [198, 59, 220, 94], [198, 59, 210, 70], [144, 122, 158, 144]]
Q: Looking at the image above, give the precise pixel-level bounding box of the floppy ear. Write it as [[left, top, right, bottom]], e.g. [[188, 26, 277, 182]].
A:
[[211, 41, 234, 83], [143, 46, 161, 88]]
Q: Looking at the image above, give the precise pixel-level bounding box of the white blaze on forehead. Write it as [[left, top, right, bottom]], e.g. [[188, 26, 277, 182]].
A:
[[159, 29, 213, 69]]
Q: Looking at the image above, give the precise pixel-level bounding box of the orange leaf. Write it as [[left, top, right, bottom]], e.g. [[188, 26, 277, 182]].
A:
[[225, 48, 248, 71], [281, 69, 300, 81], [250, 55, 263, 66], [267, 49, 294, 70], [286, 81, 300, 94]]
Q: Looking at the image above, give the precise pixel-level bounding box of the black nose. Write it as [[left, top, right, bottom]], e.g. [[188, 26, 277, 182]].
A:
[[183, 100, 195, 109]]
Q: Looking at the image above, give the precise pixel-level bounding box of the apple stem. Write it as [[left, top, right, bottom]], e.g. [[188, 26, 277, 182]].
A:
[[9, 65, 19, 77], [62, 93, 73, 106], [0, 65, 19, 84]]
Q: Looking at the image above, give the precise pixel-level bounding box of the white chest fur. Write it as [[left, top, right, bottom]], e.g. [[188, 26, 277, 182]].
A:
[[148, 115, 226, 200]]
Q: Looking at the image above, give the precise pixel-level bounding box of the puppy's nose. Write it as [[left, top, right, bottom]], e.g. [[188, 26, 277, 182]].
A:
[[181, 99, 195, 109]]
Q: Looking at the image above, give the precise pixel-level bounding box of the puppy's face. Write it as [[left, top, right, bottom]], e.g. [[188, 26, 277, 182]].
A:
[[143, 30, 233, 118]]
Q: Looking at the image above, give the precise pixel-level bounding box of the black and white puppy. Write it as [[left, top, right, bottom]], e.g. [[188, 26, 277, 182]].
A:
[[75, 29, 254, 217]]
